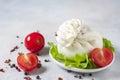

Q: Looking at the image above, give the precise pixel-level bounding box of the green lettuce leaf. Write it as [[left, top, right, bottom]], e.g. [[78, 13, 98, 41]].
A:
[[86, 59, 98, 69], [103, 38, 115, 52], [64, 53, 89, 68], [48, 42, 58, 58], [48, 42, 64, 62]]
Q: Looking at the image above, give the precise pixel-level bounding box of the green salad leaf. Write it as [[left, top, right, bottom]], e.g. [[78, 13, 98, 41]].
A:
[[103, 38, 115, 52], [87, 59, 98, 69], [48, 42, 97, 69], [48, 42, 64, 62]]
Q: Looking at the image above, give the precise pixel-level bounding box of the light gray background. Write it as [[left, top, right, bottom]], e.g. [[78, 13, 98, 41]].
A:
[[0, 0, 120, 80]]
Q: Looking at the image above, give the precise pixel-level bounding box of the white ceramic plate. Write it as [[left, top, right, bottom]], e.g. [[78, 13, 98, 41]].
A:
[[49, 52, 115, 73]]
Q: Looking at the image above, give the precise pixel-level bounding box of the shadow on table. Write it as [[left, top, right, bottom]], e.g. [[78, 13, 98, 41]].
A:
[[37, 46, 50, 56], [29, 66, 47, 75]]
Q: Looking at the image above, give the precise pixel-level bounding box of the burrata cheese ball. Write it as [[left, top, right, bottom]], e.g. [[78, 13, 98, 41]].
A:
[[56, 19, 103, 57]]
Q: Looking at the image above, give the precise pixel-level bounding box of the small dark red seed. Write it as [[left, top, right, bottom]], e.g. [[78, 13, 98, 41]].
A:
[[89, 73, 92, 76], [58, 77, 63, 80], [4, 59, 11, 64], [0, 68, 5, 72], [10, 46, 19, 52], [74, 75, 82, 79], [36, 75, 40, 79], [36, 53, 40, 56], [79, 75, 82, 79], [38, 60, 41, 63], [37, 63, 42, 68], [82, 73, 85, 76], [24, 72, 29, 75], [55, 32, 58, 36], [74, 75, 78, 78], [11, 64, 16, 68], [21, 42, 23, 44], [24, 76, 32, 80], [67, 70, 72, 72], [14, 46, 19, 49], [16, 36, 19, 38], [15, 66, 21, 72], [44, 59, 50, 62], [8, 63, 11, 66]]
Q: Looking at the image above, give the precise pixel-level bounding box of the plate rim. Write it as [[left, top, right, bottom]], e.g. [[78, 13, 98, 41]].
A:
[[49, 52, 115, 73]]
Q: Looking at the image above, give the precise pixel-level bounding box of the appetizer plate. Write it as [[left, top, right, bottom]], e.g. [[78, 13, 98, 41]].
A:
[[49, 52, 115, 73]]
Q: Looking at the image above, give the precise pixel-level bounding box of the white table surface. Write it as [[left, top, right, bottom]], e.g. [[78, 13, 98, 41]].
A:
[[0, 0, 120, 80]]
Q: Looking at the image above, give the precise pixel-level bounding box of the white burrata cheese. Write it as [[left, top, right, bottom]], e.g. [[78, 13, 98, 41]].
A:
[[56, 19, 103, 57]]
